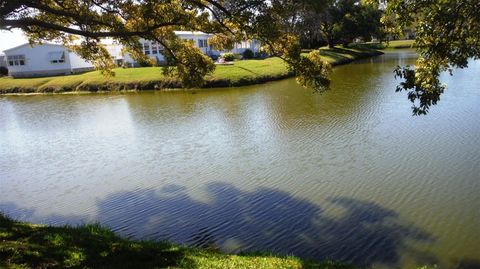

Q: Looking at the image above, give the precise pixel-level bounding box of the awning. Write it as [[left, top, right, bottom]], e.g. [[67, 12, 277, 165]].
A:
[[48, 51, 65, 61]]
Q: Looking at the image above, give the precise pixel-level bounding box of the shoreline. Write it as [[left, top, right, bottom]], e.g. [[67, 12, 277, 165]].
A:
[[0, 213, 352, 269], [0, 47, 383, 96]]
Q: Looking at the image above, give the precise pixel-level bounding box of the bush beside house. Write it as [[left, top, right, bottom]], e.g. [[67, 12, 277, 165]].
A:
[[0, 66, 8, 76], [220, 53, 237, 62]]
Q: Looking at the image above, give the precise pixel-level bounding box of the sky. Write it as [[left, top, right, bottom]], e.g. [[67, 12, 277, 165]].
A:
[[0, 30, 118, 54], [0, 29, 29, 52], [0, 29, 33, 53]]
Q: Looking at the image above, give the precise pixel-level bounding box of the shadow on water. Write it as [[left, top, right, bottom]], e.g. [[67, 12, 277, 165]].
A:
[[1, 182, 437, 268]]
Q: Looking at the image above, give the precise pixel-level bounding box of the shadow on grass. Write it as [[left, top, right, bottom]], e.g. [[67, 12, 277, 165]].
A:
[[299, 47, 382, 66], [1, 182, 437, 268], [319, 47, 380, 64], [236, 66, 259, 75]]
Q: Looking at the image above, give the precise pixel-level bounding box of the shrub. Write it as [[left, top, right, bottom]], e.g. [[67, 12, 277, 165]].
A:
[[242, 49, 254, 59], [136, 57, 156, 67], [220, 53, 236, 62], [255, 51, 269, 59], [209, 54, 219, 61], [0, 66, 8, 76]]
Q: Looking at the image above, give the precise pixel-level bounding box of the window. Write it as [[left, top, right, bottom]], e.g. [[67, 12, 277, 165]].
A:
[[198, 39, 208, 48], [150, 42, 164, 54], [143, 43, 150, 55], [151, 42, 159, 54], [239, 41, 250, 49], [48, 51, 65, 64], [7, 55, 26, 66]]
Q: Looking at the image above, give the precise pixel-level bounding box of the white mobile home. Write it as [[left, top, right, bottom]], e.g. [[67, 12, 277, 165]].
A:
[[110, 31, 260, 66], [2, 31, 260, 78], [173, 31, 260, 56], [104, 31, 218, 66], [3, 43, 95, 78]]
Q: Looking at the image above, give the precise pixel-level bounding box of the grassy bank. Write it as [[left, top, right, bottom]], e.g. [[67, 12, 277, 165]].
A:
[[0, 214, 354, 269], [384, 40, 416, 49], [349, 40, 416, 50], [0, 47, 382, 94]]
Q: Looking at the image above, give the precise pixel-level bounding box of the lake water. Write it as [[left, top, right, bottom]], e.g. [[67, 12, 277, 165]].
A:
[[1, 50, 479, 268]]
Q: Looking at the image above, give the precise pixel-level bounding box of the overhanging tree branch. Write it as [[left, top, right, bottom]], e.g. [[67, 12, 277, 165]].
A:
[[1, 18, 182, 38]]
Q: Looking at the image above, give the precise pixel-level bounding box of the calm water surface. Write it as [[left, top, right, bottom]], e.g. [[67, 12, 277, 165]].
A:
[[1, 50, 479, 268]]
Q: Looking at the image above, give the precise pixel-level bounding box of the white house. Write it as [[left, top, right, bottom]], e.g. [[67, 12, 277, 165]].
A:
[[172, 31, 260, 55], [2, 31, 260, 78], [3, 43, 94, 78], [109, 31, 260, 67], [107, 31, 220, 66]]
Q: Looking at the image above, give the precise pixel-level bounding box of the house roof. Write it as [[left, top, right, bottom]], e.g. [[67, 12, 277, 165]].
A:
[[174, 31, 212, 36], [3, 42, 64, 53], [2, 33, 211, 54]]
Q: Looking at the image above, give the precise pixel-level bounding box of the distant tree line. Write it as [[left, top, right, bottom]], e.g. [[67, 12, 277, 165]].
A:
[[269, 0, 384, 49]]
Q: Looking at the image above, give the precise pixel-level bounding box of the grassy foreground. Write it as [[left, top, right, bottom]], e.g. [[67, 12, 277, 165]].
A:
[[0, 214, 354, 269], [0, 47, 382, 94]]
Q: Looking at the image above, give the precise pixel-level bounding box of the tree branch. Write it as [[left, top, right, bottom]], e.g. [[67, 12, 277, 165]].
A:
[[1, 18, 182, 38]]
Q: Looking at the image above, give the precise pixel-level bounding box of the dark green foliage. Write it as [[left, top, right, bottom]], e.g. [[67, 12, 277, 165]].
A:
[[0, 66, 8, 76], [242, 49, 254, 59], [328, 0, 383, 46], [297, 0, 383, 48]]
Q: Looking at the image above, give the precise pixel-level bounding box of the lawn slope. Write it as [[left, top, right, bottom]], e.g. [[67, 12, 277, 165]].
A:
[[0, 47, 382, 94]]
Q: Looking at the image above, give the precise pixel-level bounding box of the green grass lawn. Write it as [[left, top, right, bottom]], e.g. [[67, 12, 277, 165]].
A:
[[0, 47, 382, 94], [385, 40, 415, 49], [0, 214, 353, 269], [208, 57, 289, 83], [348, 40, 416, 50]]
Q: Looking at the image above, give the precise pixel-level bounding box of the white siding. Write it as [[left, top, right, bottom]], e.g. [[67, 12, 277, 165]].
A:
[[69, 52, 94, 70], [138, 40, 166, 63], [4, 44, 72, 77], [105, 44, 123, 60], [175, 32, 214, 55], [231, 40, 260, 54]]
